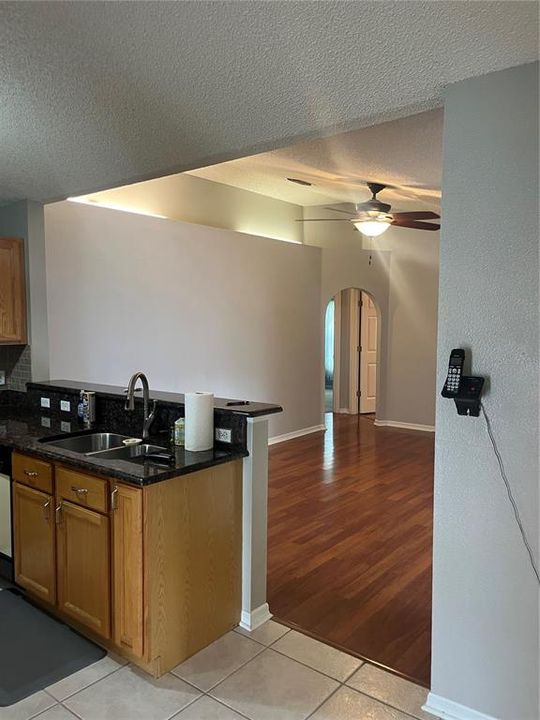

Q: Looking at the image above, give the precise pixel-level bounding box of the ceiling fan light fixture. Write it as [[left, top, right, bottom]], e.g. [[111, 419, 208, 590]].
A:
[[352, 211, 393, 237]]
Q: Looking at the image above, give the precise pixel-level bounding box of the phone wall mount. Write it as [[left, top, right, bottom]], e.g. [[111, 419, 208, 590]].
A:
[[441, 349, 485, 416], [453, 376, 485, 417]]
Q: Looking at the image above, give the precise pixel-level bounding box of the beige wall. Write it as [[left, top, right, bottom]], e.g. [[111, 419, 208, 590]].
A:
[[319, 243, 392, 423], [382, 228, 439, 427], [44, 184, 438, 437], [73, 172, 304, 244], [44, 201, 321, 438], [304, 205, 439, 428]]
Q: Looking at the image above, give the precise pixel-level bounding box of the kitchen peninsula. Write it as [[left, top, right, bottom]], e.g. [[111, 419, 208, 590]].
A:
[[0, 380, 281, 677]]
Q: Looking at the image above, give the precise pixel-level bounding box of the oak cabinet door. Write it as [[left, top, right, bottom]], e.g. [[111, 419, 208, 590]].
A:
[[13, 482, 56, 604], [57, 500, 111, 639], [112, 484, 144, 657], [0, 237, 26, 344]]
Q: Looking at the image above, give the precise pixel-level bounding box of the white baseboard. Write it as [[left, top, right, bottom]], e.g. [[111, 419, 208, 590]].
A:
[[374, 419, 435, 433], [239, 603, 272, 631], [423, 692, 499, 720], [268, 424, 326, 445]]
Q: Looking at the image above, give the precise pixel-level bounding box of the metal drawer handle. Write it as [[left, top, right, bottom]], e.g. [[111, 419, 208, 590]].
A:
[[42, 499, 51, 521], [24, 470, 38, 478], [71, 485, 88, 497], [55, 502, 63, 525], [111, 486, 118, 511]]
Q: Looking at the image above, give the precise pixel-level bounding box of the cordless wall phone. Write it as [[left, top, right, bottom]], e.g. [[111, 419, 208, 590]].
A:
[[441, 348, 465, 398]]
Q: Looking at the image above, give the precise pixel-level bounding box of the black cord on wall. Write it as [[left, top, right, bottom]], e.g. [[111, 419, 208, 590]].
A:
[[480, 402, 540, 585]]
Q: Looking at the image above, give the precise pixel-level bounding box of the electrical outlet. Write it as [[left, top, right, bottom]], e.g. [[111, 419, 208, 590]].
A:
[[41, 416, 51, 428], [0, 371, 5, 386], [215, 427, 232, 443], [61, 421, 72, 433], [60, 400, 71, 412], [40, 397, 50, 409]]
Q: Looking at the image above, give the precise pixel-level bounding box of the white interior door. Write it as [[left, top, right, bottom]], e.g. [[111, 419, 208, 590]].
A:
[[360, 292, 378, 413]]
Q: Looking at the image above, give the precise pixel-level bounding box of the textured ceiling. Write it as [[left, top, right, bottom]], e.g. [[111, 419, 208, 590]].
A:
[[189, 109, 444, 208], [1, 1, 538, 204]]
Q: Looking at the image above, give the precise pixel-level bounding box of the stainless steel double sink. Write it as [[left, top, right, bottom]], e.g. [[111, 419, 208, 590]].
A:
[[40, 432, 168, 463]]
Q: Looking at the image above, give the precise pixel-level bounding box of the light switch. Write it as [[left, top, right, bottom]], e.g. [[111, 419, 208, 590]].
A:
[[60, 400, 71, 412], [40, 397, 50, 409]]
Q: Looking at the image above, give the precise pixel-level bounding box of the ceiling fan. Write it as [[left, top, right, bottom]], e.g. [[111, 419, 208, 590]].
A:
[[298, 182, 440, 237]]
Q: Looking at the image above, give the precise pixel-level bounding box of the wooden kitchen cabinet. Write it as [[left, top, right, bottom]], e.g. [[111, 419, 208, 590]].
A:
[[12, 452, 242, 676], [13, 482, 56, 604], [111, 483, 144, 657], [56, 500, 111, 639], [0, 237, 27, 344]]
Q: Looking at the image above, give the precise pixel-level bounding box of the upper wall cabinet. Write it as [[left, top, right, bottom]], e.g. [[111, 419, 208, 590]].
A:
[[0, 237, 27, 344]]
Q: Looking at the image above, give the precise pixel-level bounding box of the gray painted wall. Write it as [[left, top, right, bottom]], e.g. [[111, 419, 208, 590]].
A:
[[431, 63, 539, 719], [0, 200, 49, 386]]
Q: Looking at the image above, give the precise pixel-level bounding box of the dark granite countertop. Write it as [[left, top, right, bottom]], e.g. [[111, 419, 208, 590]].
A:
[[0, 406, 247, 486], [29, 380, 283, 417]]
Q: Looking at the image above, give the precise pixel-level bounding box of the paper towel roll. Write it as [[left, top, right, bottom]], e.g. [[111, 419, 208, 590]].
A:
[[184, 392, 214, 451]]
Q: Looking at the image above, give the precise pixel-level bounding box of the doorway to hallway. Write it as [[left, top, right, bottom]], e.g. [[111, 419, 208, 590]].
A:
[[324, 288, 379, 416]]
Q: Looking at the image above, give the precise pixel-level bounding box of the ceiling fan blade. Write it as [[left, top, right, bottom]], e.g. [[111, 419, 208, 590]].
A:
[[392, 211, 440, 221], [391, 219, 440, 231], [296, 218, 353, 222], [323, 206, 356, 215]]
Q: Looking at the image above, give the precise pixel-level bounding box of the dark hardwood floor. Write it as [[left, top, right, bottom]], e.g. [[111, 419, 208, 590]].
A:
[[267, 413, 434, 686]]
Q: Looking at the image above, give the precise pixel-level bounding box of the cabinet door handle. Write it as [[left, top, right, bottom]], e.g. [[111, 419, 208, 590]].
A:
[[71, 485, 88, 497], [24, 470, 38, 478], [55, 502, 63, 525], [42, 499, 51, 521], [111, 486, 119, 511]]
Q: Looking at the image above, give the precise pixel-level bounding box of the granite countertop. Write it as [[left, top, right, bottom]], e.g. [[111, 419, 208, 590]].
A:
[[0, 406, 248, 486], [28, 380, 283, 418]]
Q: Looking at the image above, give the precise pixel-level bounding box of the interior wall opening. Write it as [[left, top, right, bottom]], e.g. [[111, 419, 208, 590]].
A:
[[325, 288, 379, 417]]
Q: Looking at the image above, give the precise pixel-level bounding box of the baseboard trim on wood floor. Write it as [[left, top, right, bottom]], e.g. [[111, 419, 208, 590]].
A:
[[240, 603, 272, 631], [268, 424, 326, 445], [374, 419, 435, 433], [423, 692, 499, 720]]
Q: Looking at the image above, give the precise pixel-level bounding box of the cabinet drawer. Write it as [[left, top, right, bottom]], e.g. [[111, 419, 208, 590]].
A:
[[56, 467, 109, 514], [12, 453, 53, 494]]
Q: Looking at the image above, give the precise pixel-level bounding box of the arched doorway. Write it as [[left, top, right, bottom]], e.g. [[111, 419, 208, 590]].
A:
[[324, 287, 380, 416]]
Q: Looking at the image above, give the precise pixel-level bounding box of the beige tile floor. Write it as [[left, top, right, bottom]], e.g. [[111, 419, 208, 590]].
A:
[[0, 618, 437, 720]]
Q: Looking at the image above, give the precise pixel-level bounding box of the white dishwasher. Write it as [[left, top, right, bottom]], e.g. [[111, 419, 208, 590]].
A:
[[0, 446, 12, 561]]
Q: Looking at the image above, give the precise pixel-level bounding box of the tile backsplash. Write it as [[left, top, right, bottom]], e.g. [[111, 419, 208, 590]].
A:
[[0, 345, 31, 392]]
